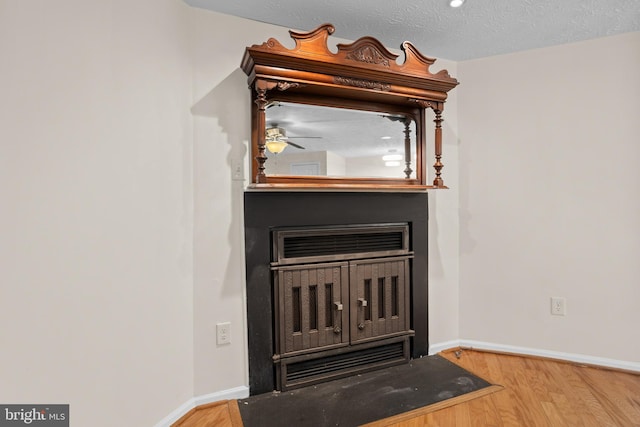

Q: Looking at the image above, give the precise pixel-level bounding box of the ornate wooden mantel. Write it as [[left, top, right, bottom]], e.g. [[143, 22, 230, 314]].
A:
[[241, 23, 459, 189]]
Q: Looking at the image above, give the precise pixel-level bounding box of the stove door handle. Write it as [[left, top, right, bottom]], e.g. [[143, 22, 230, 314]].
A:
[[333, 302, 343, 334], [357, 298, 368, 330]]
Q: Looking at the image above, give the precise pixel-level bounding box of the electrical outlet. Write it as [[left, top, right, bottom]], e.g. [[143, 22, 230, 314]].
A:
[[231, 159, 244, 181], [550, 297, 566, 316], [216, 322, 231, 345]]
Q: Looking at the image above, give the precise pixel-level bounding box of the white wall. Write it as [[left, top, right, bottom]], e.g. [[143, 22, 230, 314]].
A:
[[458, 32, 640, 361], [426, 58, 461, 347], [326, 150, 347, 176], [346, 155, 406, 177], [0, 1, 194, 426], [189, 10, 292, 398], [266, 151, 328, 175]]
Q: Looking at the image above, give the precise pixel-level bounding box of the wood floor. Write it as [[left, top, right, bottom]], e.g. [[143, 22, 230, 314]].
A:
[[173, 349, 640, 426]]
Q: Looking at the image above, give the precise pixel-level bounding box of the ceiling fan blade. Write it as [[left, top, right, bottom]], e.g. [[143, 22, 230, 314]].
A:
[[287, 141, 306, 149], [287, 136, 322, 139]]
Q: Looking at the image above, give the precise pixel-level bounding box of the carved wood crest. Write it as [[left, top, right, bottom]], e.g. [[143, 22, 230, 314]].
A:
[[241, 23, 458, 93]]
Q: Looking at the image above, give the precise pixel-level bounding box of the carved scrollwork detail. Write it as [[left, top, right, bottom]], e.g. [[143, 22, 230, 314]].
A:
[[346, 46, 390, 67], [334, 76, 390, 91], [276, 81, 301, 91], [409, 99, 437, 110], [409, 99, 442, 111]]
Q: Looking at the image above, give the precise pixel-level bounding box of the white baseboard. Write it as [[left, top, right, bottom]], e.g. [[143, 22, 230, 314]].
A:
[[429, 339, 640, 373], [154, 385, 249, 427], [428, 339, 461, 355]]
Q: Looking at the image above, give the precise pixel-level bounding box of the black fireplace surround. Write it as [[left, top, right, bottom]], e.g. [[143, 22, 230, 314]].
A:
[[244, 191, 429, 395]]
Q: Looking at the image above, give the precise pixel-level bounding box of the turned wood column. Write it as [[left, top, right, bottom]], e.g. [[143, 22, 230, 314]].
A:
[[403, 119, 413, 179], [433, 108, 445, 187], [254, 85, 269, 183]]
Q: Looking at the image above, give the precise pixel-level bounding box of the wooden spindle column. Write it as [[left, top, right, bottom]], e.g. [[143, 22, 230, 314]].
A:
[[403, 119, 413, 179], [433, 108, 445, 187], [254, 86, 269, 183]]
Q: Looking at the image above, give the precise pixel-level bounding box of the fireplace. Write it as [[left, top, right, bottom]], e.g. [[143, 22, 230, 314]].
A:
[[244, 192, 429, 395], [272, 223, 413, 390]]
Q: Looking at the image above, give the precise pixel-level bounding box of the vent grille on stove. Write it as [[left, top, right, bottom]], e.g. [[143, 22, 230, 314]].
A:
[[273, 223, 410, 265], [284, 232, 403, 258], [284, 341, 406, 388]]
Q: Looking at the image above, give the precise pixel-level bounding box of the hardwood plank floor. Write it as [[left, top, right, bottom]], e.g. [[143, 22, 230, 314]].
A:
[[173, 349, 640, 426]]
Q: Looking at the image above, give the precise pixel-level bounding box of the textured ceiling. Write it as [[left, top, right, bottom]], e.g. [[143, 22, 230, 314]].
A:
[[185, 0, 639, 60]]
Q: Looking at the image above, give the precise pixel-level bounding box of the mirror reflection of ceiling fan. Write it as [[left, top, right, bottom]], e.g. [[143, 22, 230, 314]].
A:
[[265, 124, 321, 154]]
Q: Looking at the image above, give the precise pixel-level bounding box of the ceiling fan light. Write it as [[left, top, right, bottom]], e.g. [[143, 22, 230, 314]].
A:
[[449, 0, 465, 7], [266, 139, 288, 154], [266, 126, 287, 139]]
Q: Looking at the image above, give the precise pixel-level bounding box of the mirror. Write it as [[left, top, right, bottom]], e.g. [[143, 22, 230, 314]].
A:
[[241, 24, 459, 189], [264, 102, 417, 179]]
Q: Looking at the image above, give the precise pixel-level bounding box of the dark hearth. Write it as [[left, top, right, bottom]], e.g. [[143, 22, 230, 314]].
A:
[[237, 354, 493, 427]]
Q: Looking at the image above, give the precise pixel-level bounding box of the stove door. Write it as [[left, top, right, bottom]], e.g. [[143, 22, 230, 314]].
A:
[[349, 256, 411, 344], [275, 261, 350, 355]]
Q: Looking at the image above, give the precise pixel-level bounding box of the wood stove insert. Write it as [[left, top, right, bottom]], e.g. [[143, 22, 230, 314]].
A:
[[244, 191, 429, 395], [271, 224, 414, 390]]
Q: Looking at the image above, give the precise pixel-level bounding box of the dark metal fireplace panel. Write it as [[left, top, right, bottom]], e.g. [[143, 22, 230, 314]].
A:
[[272, 224, 414, 391], [244, 191, 428, 395]]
